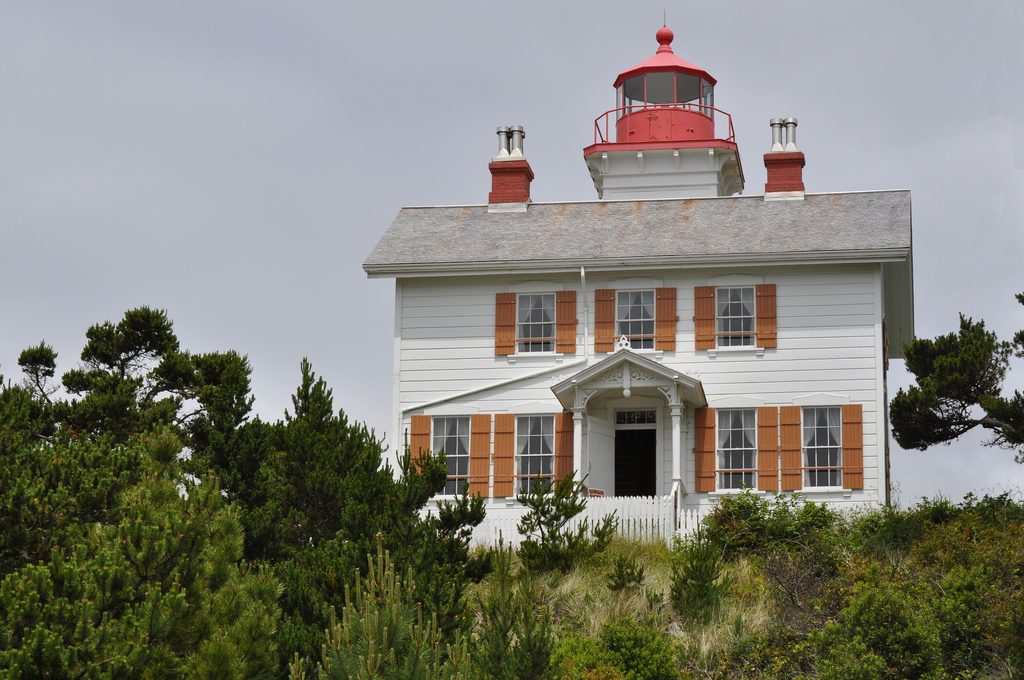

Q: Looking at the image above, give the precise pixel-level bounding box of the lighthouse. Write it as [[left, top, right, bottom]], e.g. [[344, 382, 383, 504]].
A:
[[365, 22, 914, 531], [583, 26, 744, 200]]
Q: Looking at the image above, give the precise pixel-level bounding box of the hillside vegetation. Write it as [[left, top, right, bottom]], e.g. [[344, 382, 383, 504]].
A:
[[2, 307, 1023, 678]]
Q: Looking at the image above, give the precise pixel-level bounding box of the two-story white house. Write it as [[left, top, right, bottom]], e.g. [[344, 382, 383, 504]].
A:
[[363, 26, 913, 543]]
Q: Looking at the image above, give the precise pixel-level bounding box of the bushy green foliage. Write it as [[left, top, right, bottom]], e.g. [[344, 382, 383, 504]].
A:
[[813, 569, 944, 679], [606, 555, 645, 592], [932, 565, 994, 674], [299, 543, 469, 680], [891, 292, 1024, 460], [552, 633, 624, 680], [191, 359, 484, 671], [517, 475, 616, 572], [0, 430, 281, 678], [470, 544, 554, 680], [702, 490, 840, 559], [9, 308, 1024, 678], [599, 619, 679, 680], [716, 627, 806, 679], [6, 310, 486, 678], [852, 497, 958, 557], [670, 526, 730, 624], [41, 307, 255, 445], [0, 430, 145, 576], [552, 619, 679, 680]]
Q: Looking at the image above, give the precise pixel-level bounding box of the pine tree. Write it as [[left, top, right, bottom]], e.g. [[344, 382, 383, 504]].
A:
[[300, 543, 469, 680], [891, 292, 1024, 461], [0, 429, 282, 678]]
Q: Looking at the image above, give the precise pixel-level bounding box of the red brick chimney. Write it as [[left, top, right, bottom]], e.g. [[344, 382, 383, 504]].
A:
[[764, 118, 805, 199], [488, 125, 534, 209]]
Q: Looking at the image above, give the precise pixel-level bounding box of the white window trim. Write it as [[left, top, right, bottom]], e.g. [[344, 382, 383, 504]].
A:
[[432, 415, 471, 497], [715, 285, 757, 349], [615, 289, 657, 351], [515, 414, 555, 495], [516, 292, 557, 355], [706, 346, 765, 359], [801, 406, 844, 489], [716, 408, 758, 491]]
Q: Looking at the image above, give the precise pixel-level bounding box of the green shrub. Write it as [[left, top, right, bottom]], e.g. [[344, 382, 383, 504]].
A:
[[517, 475, 617, 573], [813, 570, 943, 679], [552, 620, 678, 680], [551, 633, 624, 680], [0, 442, 282, 680], [816, 637, 888, 680], [471, 544, 554, 680], [670, 526, 730, 624], [606, 555, 645, 592], [702, 490, 840, 559], [852, 498, 957, 558], [932, 565, 994, 673], [716, 627, 807, 679], [999, 586, 1024, 672], [600, 618, 679, 680], [306, 543, 468, 679]]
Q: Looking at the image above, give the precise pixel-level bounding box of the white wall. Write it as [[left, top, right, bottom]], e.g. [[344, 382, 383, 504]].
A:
[[395, 263, 886, 509]]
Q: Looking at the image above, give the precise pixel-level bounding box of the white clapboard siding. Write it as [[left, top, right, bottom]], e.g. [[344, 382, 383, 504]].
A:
[[396, 266, 884, 507]]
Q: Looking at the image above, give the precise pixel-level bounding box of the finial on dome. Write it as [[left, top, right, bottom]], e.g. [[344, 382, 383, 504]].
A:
[[655, 25, 674, 53]]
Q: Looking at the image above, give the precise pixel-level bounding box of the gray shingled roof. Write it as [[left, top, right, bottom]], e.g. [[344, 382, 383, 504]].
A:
[[363, 191, 911, 275]]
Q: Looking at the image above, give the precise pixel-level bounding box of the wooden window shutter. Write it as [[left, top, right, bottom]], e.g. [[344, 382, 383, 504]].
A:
[[595, 289, 615, 353], [492, 414, 515, 498], [756, 283, 777, 349], [469, 414, 492, 497], [556, 291, 578, 354], [694, 407, 716, 492], [842, 403, 864, 489], [757, 407, 779, 492], [410, 415, 431, 467], [495, 292, 516, 356], [554, 412, 574, 481], [694, 286, 715, 350], [779, 406, 802, 491], [655, 287, 678, 351]]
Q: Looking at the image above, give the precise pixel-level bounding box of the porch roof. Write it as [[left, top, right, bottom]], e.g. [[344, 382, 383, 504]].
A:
[[550, 349, 706, 410]]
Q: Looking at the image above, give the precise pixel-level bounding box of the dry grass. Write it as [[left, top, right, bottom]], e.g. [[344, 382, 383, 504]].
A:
[[675, 556, 776, 674], [467, 536, 777, 662]]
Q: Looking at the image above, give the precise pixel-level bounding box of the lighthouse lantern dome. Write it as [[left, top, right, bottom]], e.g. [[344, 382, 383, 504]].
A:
[[613, 25, 715, 119]]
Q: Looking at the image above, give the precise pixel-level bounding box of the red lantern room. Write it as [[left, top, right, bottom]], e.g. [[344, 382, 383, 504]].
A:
[[584, 25, 744, 200]]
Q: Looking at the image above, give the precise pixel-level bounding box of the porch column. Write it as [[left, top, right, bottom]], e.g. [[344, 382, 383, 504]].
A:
[[670, 403, 682, 483], [572, 408, 584, 482]]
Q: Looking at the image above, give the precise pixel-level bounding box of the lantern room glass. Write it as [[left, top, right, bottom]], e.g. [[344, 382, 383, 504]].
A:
[[616, 71, 715, 119]]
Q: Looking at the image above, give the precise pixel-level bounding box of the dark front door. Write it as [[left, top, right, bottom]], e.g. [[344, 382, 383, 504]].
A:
[[614, 429, 656, 496]]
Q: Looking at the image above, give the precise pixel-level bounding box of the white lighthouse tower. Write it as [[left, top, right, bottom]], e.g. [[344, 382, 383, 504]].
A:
[[583, 26, 744, 200]]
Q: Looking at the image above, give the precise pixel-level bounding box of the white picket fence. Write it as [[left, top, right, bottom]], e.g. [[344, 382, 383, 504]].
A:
[[461, 485, 712, 547], [571, 494, 675, 542]]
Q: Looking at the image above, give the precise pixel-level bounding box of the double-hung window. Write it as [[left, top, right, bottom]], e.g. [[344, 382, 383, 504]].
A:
[[517, 293, 556, 352], [433, 416, 470, 495], [616, 290, 655, 349], [716, 287, 755, 347], [803, 407, 842, 487], [717, 409, 756, 489], [516, 415, 553, 493]]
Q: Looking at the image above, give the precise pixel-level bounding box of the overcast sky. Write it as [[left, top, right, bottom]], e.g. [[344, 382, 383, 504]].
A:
[[2, 1, 1022, 504]]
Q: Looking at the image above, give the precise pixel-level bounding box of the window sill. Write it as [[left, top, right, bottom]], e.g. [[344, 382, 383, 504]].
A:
[[797, 487, 853, 498], [507, 352, 569, 365], [706, 346, 764, 359], [708, 489, 767, 497]]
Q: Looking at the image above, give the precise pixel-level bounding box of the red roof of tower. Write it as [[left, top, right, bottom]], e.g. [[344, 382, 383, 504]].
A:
[[613, 25, 716, 87]]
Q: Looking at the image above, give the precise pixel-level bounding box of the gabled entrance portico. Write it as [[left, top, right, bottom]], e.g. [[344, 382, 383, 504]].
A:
[[551, 348, 706, 498]]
